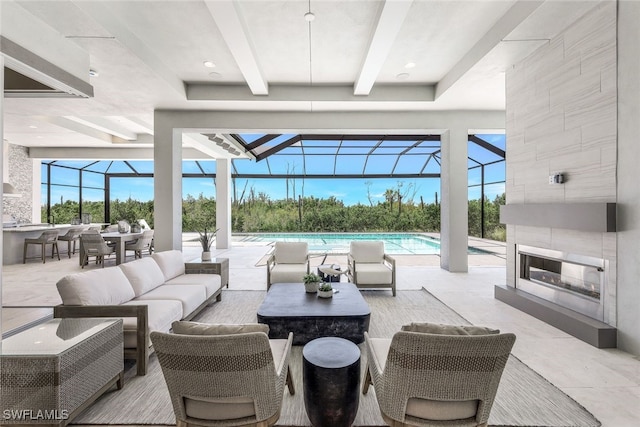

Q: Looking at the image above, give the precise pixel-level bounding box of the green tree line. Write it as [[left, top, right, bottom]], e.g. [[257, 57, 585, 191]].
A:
[[42, 191, 506, 241]]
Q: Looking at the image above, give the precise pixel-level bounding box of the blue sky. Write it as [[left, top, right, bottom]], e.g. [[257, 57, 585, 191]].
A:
[[44, 134, 505, 206]]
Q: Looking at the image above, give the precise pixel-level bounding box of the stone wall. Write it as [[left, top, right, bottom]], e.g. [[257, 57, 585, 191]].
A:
[[3, 143, 33, 223], [505, 2, 617, 325]]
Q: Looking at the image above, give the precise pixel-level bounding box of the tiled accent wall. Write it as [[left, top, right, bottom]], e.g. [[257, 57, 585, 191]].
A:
[[505, 2, 617, 325], [3, 143, 33, 223]]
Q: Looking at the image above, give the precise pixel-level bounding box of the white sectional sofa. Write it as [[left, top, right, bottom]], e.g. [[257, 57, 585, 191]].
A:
[[54, 250, 222, 375]]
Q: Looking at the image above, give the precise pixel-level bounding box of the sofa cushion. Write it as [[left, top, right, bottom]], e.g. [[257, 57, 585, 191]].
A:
[[152, 250, 185, 280], [270, 264, 307, 284], [119, 258, 166, 297], [120, 300, 183, 348], [56, 268, 135, 306], [165, 274, 221, 298], [354, 263, 392, 285], [350, 241, 384, 263], [134, 285, 206, 317], [405, 398, 479, 421], [172, 321, 269, 336], [401, 322, 500, 335]]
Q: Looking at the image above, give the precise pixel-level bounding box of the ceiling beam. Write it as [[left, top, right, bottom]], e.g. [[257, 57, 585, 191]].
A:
[[187, 83, 434, 102], [37, 116, 113, 144], [469, 135, 506, 158], [354, 0, 413, 96], [204, 0, 268, 95], [29, 147, 212, 160], [73, 1, 186, 98], [64, 116, 138, 140], [435, 0, 544, 99]]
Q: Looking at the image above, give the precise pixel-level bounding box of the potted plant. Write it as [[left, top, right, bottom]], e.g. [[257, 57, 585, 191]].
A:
[[303, 273, 321, 293], [317, 282, 334, 298], [198, 227, 218, 261]]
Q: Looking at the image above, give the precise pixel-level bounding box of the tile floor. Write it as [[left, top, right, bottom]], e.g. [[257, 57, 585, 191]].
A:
[[1, 238, 639, 426]]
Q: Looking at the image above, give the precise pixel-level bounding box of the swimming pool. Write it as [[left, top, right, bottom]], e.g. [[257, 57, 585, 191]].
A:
[[236, 232, 487, 255]]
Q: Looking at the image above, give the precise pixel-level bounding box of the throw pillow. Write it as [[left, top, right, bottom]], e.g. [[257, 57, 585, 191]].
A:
[[401, 322, 500, 335], [172, 321, 269, 336]]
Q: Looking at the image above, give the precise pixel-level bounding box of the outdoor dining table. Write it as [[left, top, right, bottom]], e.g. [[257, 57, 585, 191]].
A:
[[79, 231, 143, 266]]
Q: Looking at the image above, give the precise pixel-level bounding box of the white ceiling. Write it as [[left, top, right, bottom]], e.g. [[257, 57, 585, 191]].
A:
[[1, 0, 601, 158]]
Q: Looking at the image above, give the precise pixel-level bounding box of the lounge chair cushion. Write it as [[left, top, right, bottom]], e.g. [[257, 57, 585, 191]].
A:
[[119, 258, 166, 297], [134, 285, 206, 316], [270, 264, 308, 284], [120, 299, 183, 348], [401, 322, 500, 335], [152, 250, 186, 280], [353, 263, 392, 285], [165, 273, 221, 298], [172, 321, 269, 336], [274, 242, 308, 264], [185, 396, 256, 421], [56, 268, 135, 305], [350, 241, 385, 263]]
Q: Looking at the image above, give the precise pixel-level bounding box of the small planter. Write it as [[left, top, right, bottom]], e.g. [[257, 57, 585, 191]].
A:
[[201, 251, 212, 261], [317, 289, 333, 298], [305, 282, 319, 293]]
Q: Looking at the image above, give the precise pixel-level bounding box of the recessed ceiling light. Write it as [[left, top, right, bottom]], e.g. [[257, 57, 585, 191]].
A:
[[29, 125, 37, 129], [304, 12, 315, 22], [209, 72, 222, 79], [203, 61, 216, 68], [405, 62, 416, 69], [89, 69, 99, 77], [396, 72, 410, 80], [36, 136, 44, 139]]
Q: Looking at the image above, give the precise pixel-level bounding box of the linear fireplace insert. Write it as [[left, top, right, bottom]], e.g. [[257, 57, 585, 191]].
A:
[[516, 245, 606, 321]]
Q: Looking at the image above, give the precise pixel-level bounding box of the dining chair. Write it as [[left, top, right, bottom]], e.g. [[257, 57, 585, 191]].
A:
[[23, 229, 61, 263], [80, 232, 115, 268], [124, 229, 154, 259], [58, 227, 84, 258]]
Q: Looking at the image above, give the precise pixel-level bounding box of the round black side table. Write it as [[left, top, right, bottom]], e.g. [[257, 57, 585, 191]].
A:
[[302, 337, 361, 427]]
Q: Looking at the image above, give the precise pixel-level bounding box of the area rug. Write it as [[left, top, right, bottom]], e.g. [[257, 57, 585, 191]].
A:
[[73, 289, 601, 427]]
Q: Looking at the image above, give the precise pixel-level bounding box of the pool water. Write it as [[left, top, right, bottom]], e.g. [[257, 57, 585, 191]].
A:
[[237, 232, 487, 255]]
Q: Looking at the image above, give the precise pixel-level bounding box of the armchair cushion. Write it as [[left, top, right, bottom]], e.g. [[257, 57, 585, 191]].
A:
[[353, 263, 392, 285], [406, 398, 479, 421], [350, 241, 385, 263], [185, 396, 255, 421], [172, 321, 269, 336], [270, 264, 308, 284], [401, 322, 500, 336], [56, 268, 135, 305], [119, 258, 166, 297], [152, 250, 185, 280], [274, 242, 308, 264]]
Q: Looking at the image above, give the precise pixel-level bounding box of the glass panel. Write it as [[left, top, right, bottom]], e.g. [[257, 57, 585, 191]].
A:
[[183, 177, 216, 199], [485, 161, 506, 185], [468, 167, 482, 188], [109, 177, 154, 224], [82, 188, 105, 223], [199, 161, 216, 174], [41, 163, 48, 184], [49, 185, 79, 224], [302, 147, 339, 155], [234, 158, 269, 174], [337, 147, 371, 155], [84, 161, 112, 173], [82, 170, 104, 189], [405, 147, 439, 155], [305, 155, 335, 175], [335, 155, 366, 175], [393, 155, 429, 174], [126, 161, 154, 174], [267, 156, 304, 175], [422, 156, 441, 174], [40, 184, 48, 223], [105, 161, 135, 173], [49, 166, 79, 186], [183, 161, 204, 174], [364, 155, 397, 174]]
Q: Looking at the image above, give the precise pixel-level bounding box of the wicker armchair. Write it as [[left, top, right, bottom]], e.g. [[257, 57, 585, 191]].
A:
[[125, 229, 154, 259], [266, 242, 310, 289], [151, 330, 294, 427], [80, 232, 115, 268], [362, 329, 516, 427], [58, 227, 84, 258], [23, 229, 60, 263]]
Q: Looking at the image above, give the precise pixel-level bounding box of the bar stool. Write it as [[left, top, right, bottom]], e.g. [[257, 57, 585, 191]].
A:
[[58, 227, 83, 258], [23, 229, 61, 263]]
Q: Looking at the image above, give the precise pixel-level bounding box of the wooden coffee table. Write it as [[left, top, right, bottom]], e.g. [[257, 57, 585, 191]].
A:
[[257, 282, 370, 345]]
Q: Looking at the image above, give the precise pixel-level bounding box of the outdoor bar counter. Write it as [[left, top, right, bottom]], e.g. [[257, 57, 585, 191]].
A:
[[2, 224, 103, 265]]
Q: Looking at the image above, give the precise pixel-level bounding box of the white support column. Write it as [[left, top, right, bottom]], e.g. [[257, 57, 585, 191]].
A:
[[1, 55, 5, 334], [440, 128, 469, 272], [153, 115, 182, 251], [215, 158, 232, 249], [31, 158, 41, 222]]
